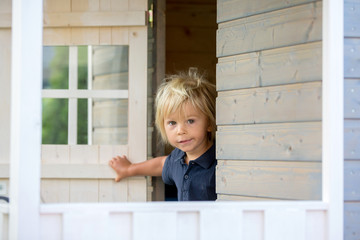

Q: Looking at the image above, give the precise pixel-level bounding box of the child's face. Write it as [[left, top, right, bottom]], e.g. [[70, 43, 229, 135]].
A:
[[164, 102, 212, 160]]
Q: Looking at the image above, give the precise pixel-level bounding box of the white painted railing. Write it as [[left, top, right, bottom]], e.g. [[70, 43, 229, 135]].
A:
[[2, 201, 327, 240]]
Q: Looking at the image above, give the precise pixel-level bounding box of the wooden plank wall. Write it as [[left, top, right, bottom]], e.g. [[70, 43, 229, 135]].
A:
[[344, 0, 360, 239], [166, 0, 217, 83], [216, 0, 322, 200]]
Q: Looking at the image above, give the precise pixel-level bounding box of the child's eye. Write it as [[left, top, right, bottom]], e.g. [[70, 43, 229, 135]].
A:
[[187, 119, 195, 124], [168, 121, 176, 126]]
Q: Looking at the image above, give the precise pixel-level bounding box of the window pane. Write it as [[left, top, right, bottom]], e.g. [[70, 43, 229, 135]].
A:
[[77, 99, 88, 144], [78, 46, 88, 90], [92, 46, 129, 90], [92, 99, 128, 144], [43, 46, 69, 89], [42, 98, 68, 144]]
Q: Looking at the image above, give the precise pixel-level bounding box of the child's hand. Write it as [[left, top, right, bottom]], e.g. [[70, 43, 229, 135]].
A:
[[108, 155, 131, 182]]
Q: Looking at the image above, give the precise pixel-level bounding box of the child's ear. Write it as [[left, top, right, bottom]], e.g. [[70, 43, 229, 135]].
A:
[[207, 125, 212, 132]]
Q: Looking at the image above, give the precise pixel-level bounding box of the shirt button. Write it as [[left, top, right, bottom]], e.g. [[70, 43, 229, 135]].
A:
[[184, 175, 189, 180]]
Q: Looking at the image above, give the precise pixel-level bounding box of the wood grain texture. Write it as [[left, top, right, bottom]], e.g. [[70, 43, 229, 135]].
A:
[[216, 81, 322, 125], [217, 42, 322, 90], [345, 120, 360, 160], [344, 79, 360, 119], [216, 122, 322, 161], [217, 0, 318, 23], [217, 2, 322, 57], [216, 160, 321, 200], [344, 38, 360, 78], [344, 0, 360, 37], [344, 160, 360, 201]]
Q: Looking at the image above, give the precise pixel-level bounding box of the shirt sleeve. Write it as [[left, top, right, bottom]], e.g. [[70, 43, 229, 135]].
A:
[[162, 154, 174, 185]]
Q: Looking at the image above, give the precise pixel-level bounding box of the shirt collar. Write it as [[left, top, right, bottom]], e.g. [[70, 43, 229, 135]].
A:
[[178, 143, 216, 169]]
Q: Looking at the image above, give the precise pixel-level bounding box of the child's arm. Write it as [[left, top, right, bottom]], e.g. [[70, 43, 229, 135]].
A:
[[108, 155, 167, 182]]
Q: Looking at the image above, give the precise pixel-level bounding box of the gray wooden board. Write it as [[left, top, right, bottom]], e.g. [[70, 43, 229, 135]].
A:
[[344, 0, 360, 37], [345, 120, 360, 160], [344, 38, 360, 78], [344, 202, 360, 240], [344, 160, 360, 201], [216, 160, 321, 200], [216, 122, 322, 161], [217, 194, 280, 201], [216, 81, 322, 125], [217, 0, 318, 23], [344, 79, 360, 119], [217, 2, 322, 57], [217, 42, 322, 91]]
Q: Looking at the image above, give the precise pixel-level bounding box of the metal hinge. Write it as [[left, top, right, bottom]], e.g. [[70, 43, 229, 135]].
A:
[[148, 3, 154, 28]]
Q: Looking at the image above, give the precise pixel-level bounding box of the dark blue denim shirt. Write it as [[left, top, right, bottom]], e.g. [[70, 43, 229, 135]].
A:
[[162, 143, 217, 201]]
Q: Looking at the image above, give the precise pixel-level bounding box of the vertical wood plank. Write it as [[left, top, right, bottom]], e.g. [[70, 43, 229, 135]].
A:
[[9, 0, 43, 239], [177, 212, 199, 240], [128, 27, 147, 164], [69, 145, 99, 202], [100, 27, 112, 45], [108, 213, 132, 240], [63, 211, 108, 240], [71, 27, 100, 45], [265, 208, 306, 240], [43, 28, 72, 46], [111, 27, 129, 45], [243, 211, 264, 240], [71, 0, 100, 12], [0, 29, 11, 164], [43, 0, 71, 12], [322, 1, 344, 240], [200, 209, 242, 240], [39, 214, 62, 240], [306, 210, 326, 240], [133, 212, 177, 240]]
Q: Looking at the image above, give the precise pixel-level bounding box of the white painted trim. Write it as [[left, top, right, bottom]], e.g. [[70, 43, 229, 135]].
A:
[[9, 0, 43, 239], [322, 0, 344, 239], [87, 46, 93, 145], [68, 47, 78, 145], [42, 89, 129, 99]]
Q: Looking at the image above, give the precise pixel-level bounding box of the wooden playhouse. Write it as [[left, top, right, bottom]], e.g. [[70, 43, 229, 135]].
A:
[[0, 0, 358, 239]]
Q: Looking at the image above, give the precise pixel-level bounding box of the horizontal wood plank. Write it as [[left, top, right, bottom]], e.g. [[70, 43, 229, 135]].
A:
[[216, 82, 322, 125], [345, 120, 360, 160], [344, 0, 360, 37], [217, 0, 318, 23], [216, 122, 322, 161], [217, 194, 279, 201], [344, 38, 360, 78], [217, 42, 322, 90], [344, 79, 360, 119], [217, 2, 322, 57], [216, 160, 321, 200], [344, 202, 360, 240], [344, 160, 360, 201], [44, 11, 145, 27], [42, 89, 128, 99]]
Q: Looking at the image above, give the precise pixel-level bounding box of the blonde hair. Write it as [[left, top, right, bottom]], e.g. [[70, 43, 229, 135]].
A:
[[155, 68, 216, 144]]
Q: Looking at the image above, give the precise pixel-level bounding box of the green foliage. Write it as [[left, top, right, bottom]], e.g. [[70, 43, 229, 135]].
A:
[[42, 46, 88, 144]]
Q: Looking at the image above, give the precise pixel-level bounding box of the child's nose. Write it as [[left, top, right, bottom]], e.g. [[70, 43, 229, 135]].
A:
[[177, 124, 186, 134]]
